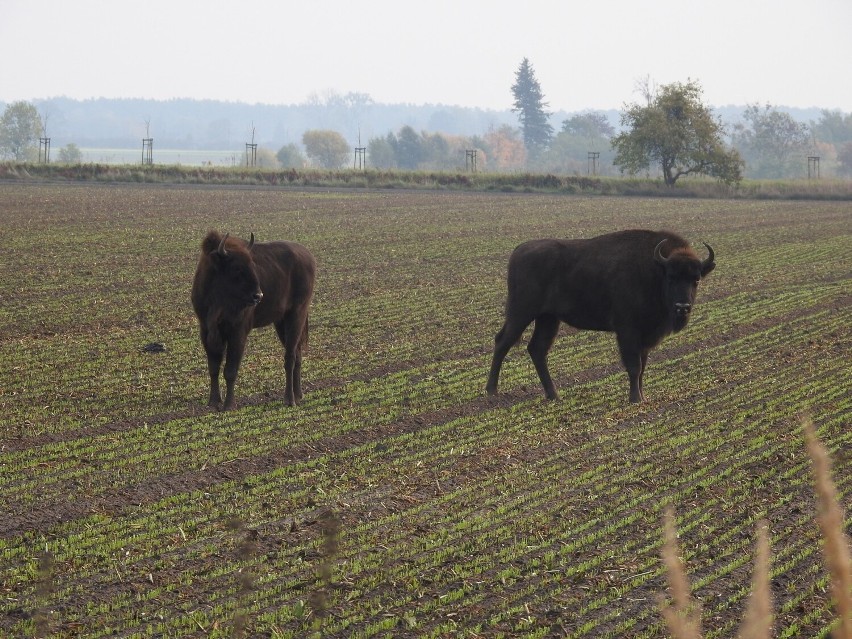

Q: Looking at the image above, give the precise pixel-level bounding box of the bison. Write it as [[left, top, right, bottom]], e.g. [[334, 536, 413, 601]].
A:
[[485, 229, 715, 403], [191, 230, 316, 411]]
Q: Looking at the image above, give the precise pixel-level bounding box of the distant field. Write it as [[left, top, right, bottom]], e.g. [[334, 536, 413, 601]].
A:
[[0, 184, 849, 638]]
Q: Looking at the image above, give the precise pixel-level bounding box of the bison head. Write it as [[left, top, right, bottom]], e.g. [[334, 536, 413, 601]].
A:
[[654, 240, 715, 332], [205, 232, 264, 310]]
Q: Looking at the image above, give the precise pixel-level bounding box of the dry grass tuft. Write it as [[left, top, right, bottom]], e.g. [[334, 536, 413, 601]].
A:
[[661, 419, 851, 638], [308, 508, 342, 625], [33, 551, 56, 639], [658, 506, 704, 639], [804, 419, 852, 639], [738, 521, 774, 639], [226, 517, 258, 639]]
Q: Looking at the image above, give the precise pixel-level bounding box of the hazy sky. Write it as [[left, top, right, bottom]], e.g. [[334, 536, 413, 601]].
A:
[[2, 0, 851, 112]]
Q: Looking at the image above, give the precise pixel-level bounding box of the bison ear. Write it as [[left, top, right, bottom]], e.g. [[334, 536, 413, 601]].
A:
[[202, 231, 222, 255]]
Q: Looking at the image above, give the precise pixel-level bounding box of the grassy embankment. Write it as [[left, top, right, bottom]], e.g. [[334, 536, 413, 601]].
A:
[[3, 161, 852, 200]]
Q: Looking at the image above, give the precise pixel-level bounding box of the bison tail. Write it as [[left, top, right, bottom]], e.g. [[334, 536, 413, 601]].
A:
[[301, 317, 309, 352], [494, 325, 522, 347]]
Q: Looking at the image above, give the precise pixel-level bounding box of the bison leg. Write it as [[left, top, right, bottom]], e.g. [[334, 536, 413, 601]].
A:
[[275, 313, 307, 406], [485, 317, 530, 396], [207, 356, 223, 408], [617, 333, 645, 403], [222, 331, 249, 411], [527, 315, 560, 400], [293, 316, 309, 401], [200, 326, 224, 408]]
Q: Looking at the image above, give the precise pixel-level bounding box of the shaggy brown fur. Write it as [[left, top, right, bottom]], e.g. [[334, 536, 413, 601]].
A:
[[191, 231, 315, 410], [486, 229, 714, 402]]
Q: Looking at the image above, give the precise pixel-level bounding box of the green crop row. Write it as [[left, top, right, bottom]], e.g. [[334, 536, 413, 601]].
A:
[[1, 185, 849, 638], [5, 344, 844, 636]]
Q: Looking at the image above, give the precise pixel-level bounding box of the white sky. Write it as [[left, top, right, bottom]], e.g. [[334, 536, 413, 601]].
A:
[[2, 0, 851, 112]]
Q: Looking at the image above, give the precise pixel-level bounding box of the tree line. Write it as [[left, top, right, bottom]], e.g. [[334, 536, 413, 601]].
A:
[[2, 62, 851, 181], [507, 59, 852, 183], [266, 85, 852, 183]]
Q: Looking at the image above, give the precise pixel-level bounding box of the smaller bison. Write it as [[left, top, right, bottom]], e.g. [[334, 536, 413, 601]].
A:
[[486, 229, 715, 403], [191, 231, 316, 410]]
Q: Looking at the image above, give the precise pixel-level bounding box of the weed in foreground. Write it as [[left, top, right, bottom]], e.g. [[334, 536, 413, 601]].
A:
[[661, 420, 851, 639], [33, 551, 56, 639], [737, 521, 774, 639], [226, 516, 259, 639], [308, 508, 341, 628], [658, 507, 706, 639], [805, 420, 852, 639]]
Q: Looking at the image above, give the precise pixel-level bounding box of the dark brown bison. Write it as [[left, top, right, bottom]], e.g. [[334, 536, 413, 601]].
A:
[[191, 231, 316, 410], [485, 229, 715, 403]]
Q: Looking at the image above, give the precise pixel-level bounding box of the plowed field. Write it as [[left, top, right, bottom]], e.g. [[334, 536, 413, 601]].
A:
[[1, 183, 849, 638]]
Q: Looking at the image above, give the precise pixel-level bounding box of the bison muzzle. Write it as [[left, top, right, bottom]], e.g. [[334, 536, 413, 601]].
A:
[[485, 229, 715, 403]]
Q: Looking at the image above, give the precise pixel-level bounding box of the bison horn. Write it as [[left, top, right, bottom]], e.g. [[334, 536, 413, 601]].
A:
[[217, 233, 230, 256], [248, 233, 255, 250], [653, 239, 669, 264], [702, 241, 715, 267]]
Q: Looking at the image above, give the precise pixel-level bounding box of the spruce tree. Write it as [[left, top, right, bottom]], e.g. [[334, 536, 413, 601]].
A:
[[511, 58, 554, 161]]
